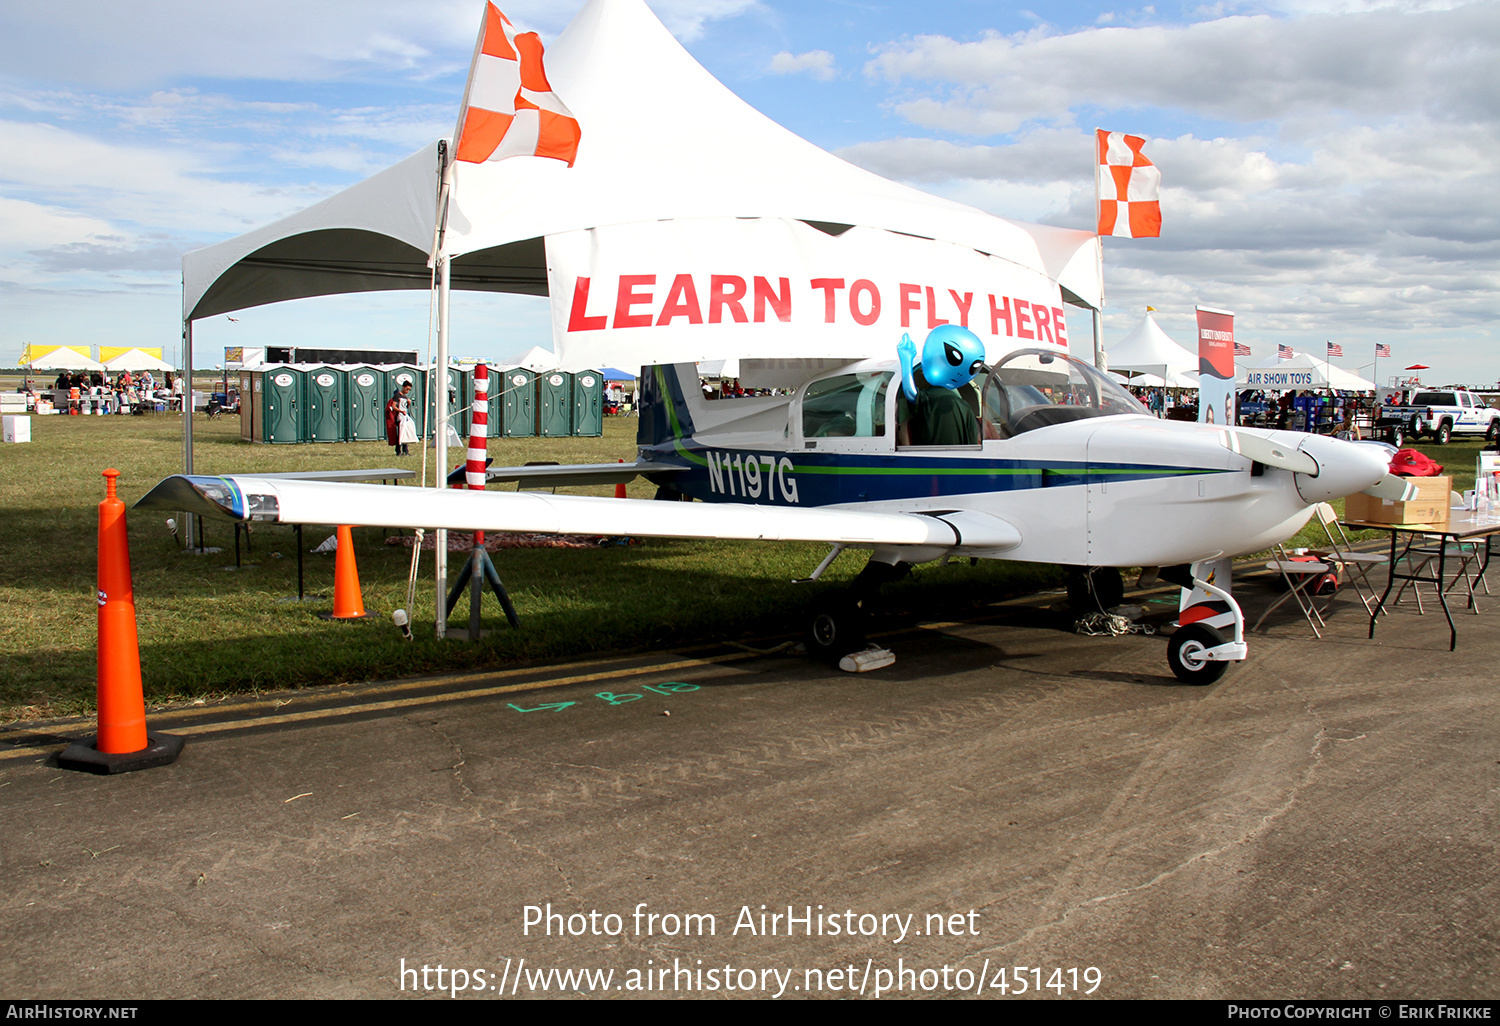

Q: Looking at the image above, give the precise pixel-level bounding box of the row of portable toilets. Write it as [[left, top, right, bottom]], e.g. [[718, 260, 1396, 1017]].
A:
[[238, 364, 606, 444]]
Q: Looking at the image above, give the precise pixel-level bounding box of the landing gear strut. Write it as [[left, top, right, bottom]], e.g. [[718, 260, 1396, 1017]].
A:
[[805, 558, 909, 664], [1065, 565, 1125, 614]]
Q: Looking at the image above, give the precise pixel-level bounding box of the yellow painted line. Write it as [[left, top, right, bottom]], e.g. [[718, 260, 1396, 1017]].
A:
[[0, 651, 762, 762]]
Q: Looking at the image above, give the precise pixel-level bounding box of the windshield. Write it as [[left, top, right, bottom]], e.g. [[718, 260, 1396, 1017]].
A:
[[982, 349, 1149, 438]]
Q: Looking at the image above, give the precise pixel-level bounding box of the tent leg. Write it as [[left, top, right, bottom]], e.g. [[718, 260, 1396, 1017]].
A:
[[181, 317, 195, 548], [1092, 307, 1104, 370], [434, 256, 450, 639]]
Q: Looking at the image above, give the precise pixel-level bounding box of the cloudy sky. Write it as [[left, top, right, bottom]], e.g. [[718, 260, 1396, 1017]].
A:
[[3, 0, 1495, 385]]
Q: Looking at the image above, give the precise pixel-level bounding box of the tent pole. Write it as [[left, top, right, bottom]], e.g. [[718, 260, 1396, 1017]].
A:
[[1092, 307, 1104, 370], [434, 255, 450, 639], [182, 317, 194, 549]]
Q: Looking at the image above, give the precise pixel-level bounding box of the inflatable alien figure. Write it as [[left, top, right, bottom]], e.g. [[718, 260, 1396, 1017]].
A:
[[897, 324, 987, 401]]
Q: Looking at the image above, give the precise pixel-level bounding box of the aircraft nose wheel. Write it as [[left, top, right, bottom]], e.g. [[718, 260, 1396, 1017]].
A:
[[1167, 623, 1229, 685], [806, 596, 867, 664]]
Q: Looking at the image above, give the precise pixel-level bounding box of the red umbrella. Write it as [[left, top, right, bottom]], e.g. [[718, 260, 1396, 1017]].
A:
[[1405, 364, 1430, 370]]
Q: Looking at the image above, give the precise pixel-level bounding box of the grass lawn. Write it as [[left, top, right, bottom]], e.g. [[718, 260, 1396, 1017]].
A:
[[0, 397, 1473, 721], [0, 409, 1063, 720]]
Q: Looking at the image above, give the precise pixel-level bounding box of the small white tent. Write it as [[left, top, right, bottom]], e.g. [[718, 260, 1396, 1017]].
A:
[[1106, 311, 1199, 388]]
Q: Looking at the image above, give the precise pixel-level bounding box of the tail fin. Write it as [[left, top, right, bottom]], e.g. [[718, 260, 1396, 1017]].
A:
[[637, 363, 698, 451]]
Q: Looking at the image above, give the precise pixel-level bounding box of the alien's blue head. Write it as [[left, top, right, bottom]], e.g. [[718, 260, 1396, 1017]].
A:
[[921, 325, 986, 390]]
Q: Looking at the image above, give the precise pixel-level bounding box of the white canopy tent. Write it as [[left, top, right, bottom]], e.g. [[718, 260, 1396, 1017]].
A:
[[181, 0, 1101, 331], [1240, 350, 1377, 391], [176, 0, 1106, 633], [103, 348, 174, 373], [1105, 311, 1199, 388], [499, 346, 562, 373], [24, 345, 105, 372]]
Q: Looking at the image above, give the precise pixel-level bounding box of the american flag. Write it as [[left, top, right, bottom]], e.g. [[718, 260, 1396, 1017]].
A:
[[1277, 344, 1295, 361], [1234, 342, 1251, 357], [1375, 343, 1392, 358], [1327, 341, 1344, 358]]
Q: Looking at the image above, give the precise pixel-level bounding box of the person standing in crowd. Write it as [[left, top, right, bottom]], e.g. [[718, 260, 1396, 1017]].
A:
[[386, 381, 416, 456]]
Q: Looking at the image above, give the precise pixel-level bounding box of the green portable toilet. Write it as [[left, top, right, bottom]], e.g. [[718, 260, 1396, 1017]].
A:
[[538, 370, 573, 437], [260, 366, 303, 444], [345, 366, 385, 441], [385, 366, 426, 438], [304, 365, 346, 442], [496, 367, 535, 437], [426, 364, 468, 440], [571, 369, 603, 437]]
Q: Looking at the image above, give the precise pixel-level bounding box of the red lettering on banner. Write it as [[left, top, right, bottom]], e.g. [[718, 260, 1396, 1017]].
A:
[[989, 295, 1014, 336], [899, 284, 921, 328], [613, 275, 656, 329], [810, 278, 845, 323], [567, 277, 607, 332], [754, 277, 791, 323], [709, 275, 748, 323], [1032, 305, 1053, 344], [1014, 300, 1034, 339], [1052, 307, 1068, 347], [656, 274, 704, 326], [849, 279, 881, 326], [925, 286, 950, 329], [949, 290, 974, 329]]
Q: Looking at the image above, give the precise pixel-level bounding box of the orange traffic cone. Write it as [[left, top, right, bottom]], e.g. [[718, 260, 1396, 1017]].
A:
[[615, 458, 628, 499], [321, 525, 376, 620], [60, 469, 184, 774]]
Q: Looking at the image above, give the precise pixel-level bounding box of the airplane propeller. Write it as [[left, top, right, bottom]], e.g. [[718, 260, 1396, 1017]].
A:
[[1360, 474, 1419, 502], [1219, 429, 1318, 476]]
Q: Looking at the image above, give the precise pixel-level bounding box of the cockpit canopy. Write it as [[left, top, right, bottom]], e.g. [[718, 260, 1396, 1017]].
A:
[[981, 348, 1148, 438], [794, 348, 1148, 443]]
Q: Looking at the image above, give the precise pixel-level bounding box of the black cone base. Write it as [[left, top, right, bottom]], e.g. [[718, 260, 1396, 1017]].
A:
[[58, 732, 185, 775]]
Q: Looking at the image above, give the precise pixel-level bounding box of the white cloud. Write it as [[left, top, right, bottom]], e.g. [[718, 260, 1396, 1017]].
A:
[[770, 49, 837, 80], [650, 0, 764, 42], [0, 1, 760, 88], [865, 3, 1499, 134]]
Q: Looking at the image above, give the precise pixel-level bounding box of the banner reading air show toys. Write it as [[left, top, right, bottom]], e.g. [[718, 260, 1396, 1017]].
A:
[[545, 218, 1070, 370], [1196, 306, 1236, 427]]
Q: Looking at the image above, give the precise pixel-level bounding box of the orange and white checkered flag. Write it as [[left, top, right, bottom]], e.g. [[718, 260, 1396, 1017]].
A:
[[1096, 129, 1160, 238], [453, 3, 580, 166]]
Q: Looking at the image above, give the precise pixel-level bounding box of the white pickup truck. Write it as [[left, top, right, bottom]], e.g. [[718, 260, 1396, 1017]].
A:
[[1375, 389, 1500, 446]]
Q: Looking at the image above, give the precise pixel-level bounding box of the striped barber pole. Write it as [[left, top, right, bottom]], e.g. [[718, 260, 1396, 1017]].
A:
[[467, 364, 489, 491]]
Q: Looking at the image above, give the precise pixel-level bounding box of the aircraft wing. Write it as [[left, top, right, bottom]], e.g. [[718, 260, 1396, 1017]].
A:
[[483, 460, 684, 488], [136, 475, 1022, 551]]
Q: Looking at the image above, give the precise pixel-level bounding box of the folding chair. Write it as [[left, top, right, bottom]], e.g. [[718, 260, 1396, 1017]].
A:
[[1312, 502, 1388, 614], [1394, 539, 1487, 614], [1254, 545, 1332, 638]]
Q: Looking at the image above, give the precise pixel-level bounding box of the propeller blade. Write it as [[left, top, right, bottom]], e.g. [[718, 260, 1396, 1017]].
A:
[[1361, 474, 1418, 502], [1221, 430, 1319, 476]]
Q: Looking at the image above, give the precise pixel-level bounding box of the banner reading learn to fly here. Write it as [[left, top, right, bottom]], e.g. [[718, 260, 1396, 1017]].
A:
[[545, 219, 1068, 371]]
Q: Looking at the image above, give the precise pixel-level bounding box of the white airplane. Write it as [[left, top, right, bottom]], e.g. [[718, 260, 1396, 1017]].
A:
[[139, 345, 1401, 683]]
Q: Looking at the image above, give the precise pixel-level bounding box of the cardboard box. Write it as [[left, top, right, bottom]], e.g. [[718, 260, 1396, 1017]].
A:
[[3, 415, 31, 443], [1345, 475, 1450, 526]]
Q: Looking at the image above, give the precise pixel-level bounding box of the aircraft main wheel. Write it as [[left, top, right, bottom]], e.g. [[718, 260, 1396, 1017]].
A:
[[1167, 624, 1229, 685], [806, 595, 866, 664], [1066, 566, 1125, 614], [1434, 422, 1451, 445]]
